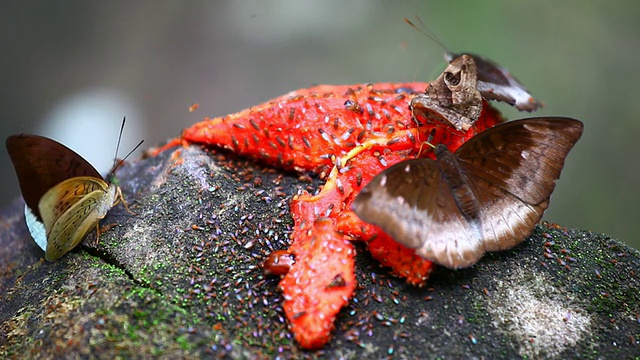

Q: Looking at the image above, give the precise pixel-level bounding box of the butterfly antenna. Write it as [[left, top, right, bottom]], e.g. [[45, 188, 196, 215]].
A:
[[109, 117, 144, 176], [403, 16, 451, 55], [112, 117, 127, 171], [404, 16, 452, 82], [111, 139, 144, 175]]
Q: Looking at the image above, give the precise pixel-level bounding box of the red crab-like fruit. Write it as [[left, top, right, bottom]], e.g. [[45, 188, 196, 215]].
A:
[[155, 82, 503, 349]]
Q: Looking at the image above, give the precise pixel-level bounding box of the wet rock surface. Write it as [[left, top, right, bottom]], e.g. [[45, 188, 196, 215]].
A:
[[1, 144, 639, 359]]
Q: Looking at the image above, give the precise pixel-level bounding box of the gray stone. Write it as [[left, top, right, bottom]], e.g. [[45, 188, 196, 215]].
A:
[[1, 144, 639, 359]]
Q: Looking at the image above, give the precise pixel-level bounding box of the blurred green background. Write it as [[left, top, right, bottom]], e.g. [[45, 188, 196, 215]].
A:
[[1, 1, 639, 250]]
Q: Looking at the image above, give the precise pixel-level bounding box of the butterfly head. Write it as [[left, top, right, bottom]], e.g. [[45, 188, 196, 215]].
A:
[[107, 173, 119, 186]]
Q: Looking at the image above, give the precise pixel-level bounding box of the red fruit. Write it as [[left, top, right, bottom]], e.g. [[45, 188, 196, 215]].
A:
[[280, 217, 356, 349], [156, 82, 505, 349]]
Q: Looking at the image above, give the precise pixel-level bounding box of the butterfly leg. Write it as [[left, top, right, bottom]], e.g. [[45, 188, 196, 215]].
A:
[[113, 186, 136, 215], [92, 221, 102, 246]]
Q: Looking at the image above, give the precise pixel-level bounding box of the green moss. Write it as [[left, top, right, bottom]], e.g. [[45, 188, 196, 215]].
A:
[[126, 322, 140, 341], [176, 335, 190, 350]]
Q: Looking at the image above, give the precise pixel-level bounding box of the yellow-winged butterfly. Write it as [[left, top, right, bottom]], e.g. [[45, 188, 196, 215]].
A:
[[6, 119, 142, 261]]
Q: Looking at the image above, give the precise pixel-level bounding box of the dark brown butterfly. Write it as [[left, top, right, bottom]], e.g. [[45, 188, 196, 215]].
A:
[[352, 117, 583, 269]]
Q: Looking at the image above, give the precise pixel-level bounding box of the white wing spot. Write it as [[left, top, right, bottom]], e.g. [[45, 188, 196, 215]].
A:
[[380, 174, 387, 187]]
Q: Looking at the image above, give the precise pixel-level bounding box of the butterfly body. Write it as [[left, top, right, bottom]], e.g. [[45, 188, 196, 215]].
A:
[[7, 133, 129, 261], [434, 144, 483, 227], [352, 118, 583, 269]]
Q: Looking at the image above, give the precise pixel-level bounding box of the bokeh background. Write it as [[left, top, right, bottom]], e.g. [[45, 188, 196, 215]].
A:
[[2, 1, 639, 250]]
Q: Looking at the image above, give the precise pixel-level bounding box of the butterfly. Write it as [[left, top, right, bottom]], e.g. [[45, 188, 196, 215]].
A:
[[352, 117, 583, 269], [404, 17, 542, 132], [6, 122, 141, 261]]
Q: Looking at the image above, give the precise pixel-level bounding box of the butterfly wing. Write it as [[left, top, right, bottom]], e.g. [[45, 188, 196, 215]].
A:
[[6, 134, 102, 221], [447, 52, 542, 112], [456, 117, 583, 253], [39, 177, 112, 261], [38, 177, 109, 231], [456, 117, 584, 207], [465, 176, 549, 253], [352, 158, 487, 268], [24, 205, 47, 251]]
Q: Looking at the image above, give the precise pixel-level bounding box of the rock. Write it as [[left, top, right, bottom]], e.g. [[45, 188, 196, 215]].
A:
[[1, 144, 639, 359]]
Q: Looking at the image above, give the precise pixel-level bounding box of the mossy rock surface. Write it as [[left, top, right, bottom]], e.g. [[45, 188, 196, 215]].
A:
[[1, 145, 639, 359]]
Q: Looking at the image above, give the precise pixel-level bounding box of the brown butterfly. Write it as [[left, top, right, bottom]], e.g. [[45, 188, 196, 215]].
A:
[[352, 117, 583, 269], [404, 17, 542, 132], [6, 122, 141, 261], [410, 54, 483, 132]]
